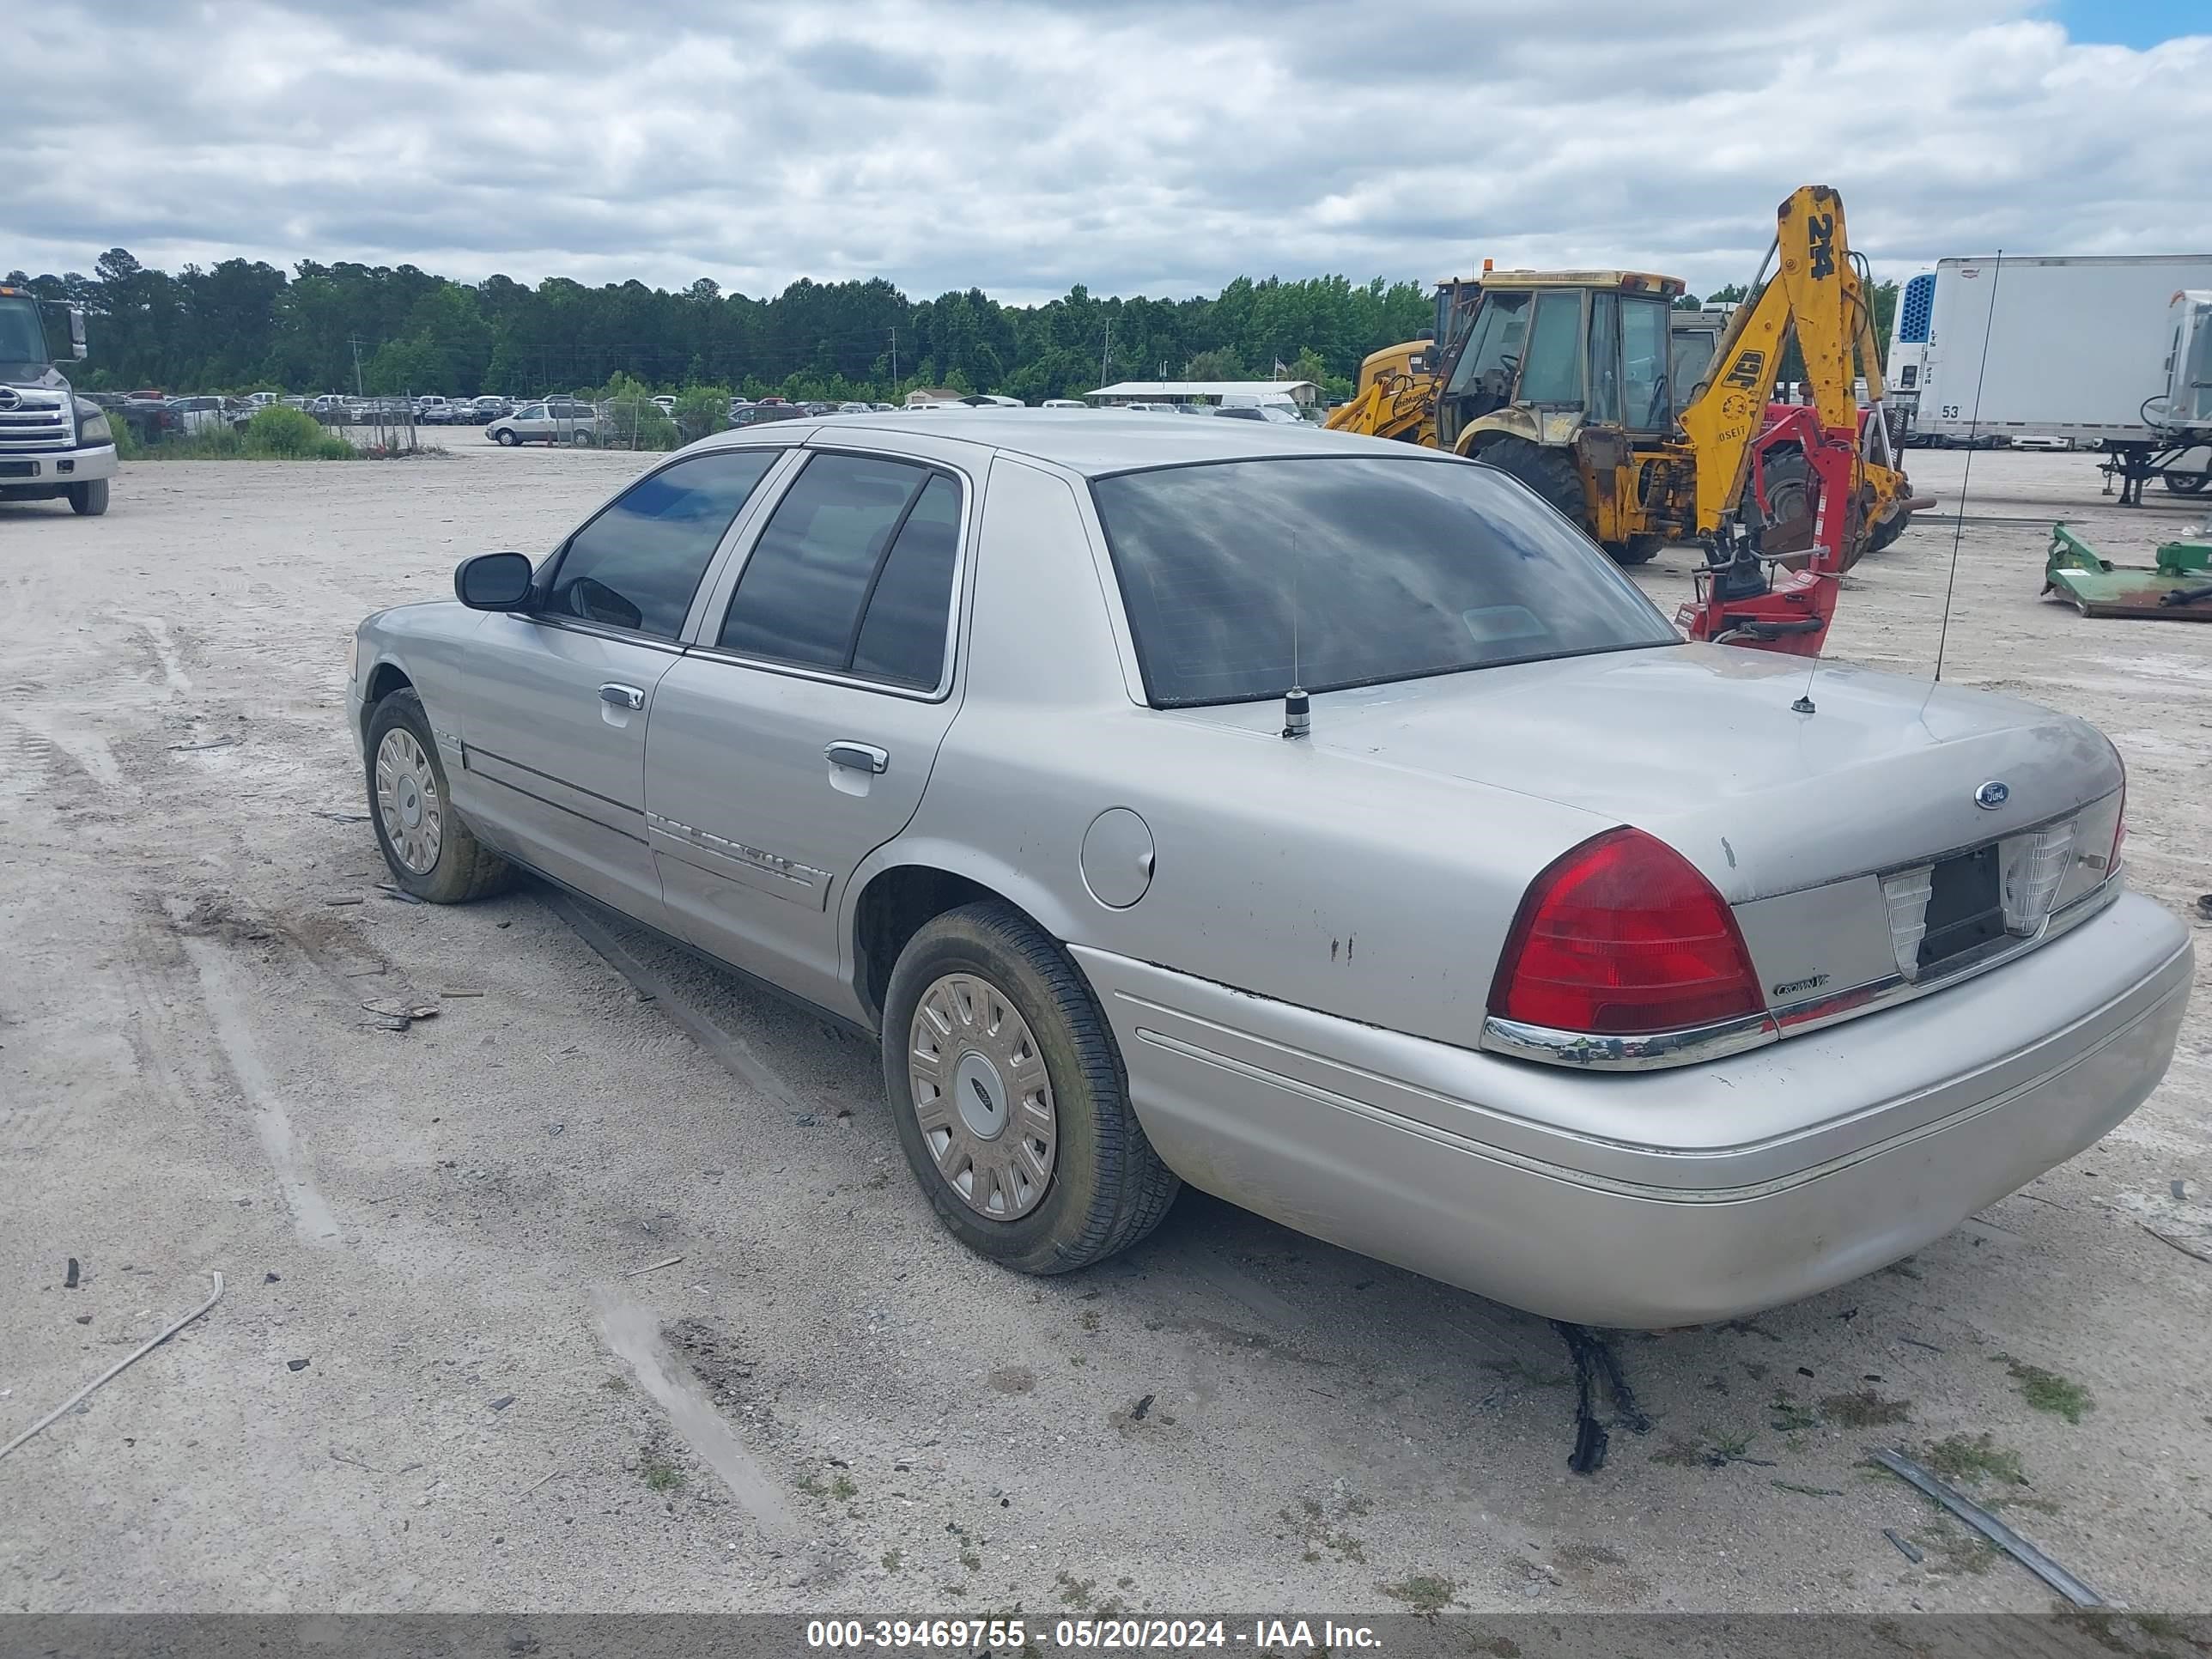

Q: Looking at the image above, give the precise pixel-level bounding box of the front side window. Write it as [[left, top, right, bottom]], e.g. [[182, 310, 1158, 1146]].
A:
[[1092, 456, 1676, 708], [1444, 290, 1532, 399], [543, 449, 780, 639], [1587, 292, 1622, 425], [719, 453, 961, 688]]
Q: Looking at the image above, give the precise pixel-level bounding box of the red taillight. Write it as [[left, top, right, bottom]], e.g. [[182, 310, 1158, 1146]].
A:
[[1488, 827, 1765, 1035]]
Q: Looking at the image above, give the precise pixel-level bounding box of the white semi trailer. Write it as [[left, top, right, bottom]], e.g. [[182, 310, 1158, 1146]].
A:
[[1899, 253, 2212, 498]]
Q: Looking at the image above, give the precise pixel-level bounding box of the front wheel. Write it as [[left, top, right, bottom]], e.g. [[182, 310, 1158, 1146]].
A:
[[882, 902, 1178, 1274], [2168, 468, 2209, 495], [1471, 436, 1601, 545], [494, 428, 519, 447], [67, 479, 109, 516], [365, 689, 516, 903]]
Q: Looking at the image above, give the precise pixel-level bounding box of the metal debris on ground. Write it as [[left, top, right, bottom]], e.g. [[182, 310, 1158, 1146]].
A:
[[375, 883, 424, 905], [64, 1257, 79, 1290], [313, 811, 372, 823], [0, 1272, 226, 1463], [1551, 1321, 1652, 1474], [168, 736, 240, 751], [287, 1358, 310, 1372], [1882, 1528, 1925, 1565], [323, 895, 365, 907], [1867, 1446, 2103, 1606], [2139, 1222, 2212, 1265], [1130, 1394, 1155, 1421], [621, 1255, 685, 1279], [488, 1395, 516, 1412], [2176, 1178, 2197, 1201]]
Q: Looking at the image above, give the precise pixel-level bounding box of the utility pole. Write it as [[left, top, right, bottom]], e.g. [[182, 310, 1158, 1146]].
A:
[[1100, 320, 1110, 390], [890, 326, 897, 389], [348, 334, 366, 397]]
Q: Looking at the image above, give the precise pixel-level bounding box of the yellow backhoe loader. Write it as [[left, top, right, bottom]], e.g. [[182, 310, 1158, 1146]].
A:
[[1327, 185, 1925, 575]]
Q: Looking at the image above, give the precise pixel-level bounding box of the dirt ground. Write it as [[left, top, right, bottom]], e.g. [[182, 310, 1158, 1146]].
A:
[[2, 441, 2208, 1615]]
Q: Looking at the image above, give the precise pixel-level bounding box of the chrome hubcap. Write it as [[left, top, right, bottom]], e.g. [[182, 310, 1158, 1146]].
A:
[[374, 728, 442, 874], [908, 973, 1056, 1220]]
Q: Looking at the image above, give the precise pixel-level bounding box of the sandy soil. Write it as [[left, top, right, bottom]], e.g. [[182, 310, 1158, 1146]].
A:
[[1, 441, 2207, 1614]]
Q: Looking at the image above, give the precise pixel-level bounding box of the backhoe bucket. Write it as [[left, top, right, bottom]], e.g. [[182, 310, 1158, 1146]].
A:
[[2042, 522, 2212, 620]]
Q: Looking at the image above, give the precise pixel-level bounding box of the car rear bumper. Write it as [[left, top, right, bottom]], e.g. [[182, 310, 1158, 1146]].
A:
[[1072, 890, 2191, 1327]]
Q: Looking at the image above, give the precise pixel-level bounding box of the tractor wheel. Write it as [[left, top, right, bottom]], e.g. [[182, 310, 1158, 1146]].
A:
[[1474, 437, 1591, 537], [1866, 511, 1909, 555], [1613, 536, 1666, 566], [1758, 445, 1817, 566]]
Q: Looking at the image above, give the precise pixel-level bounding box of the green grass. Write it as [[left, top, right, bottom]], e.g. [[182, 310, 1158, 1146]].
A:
[[131, 407, 358, 462], [1379, 1574, 1456, 1615], [1999, 1356, 2094, 1424], [638, 1455, 685, 1492], [1924, 1432, 2027, 1487]]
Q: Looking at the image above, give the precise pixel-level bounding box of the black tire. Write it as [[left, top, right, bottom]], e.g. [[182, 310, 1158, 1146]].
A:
[[882, 901, 1178, 1274], [494, 428, 519, 446], [2167, 469, 2209, 495], [1866, 510, 1909, 554], [1475, 436, 1589, 532], [569, 428, 595, 447], [1756, 445, 1816, 564], [66, 479, 109, 516], [1613, 535, 1665, 566], [363, 688, 515, 903]]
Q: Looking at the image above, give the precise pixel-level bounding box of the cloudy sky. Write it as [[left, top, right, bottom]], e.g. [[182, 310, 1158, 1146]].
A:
[[9, 0, 2209, 303]]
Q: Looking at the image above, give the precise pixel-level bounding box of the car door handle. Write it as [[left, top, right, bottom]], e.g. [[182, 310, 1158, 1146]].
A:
[[599, 683, 645, 711], [824, 741, 889, 775]]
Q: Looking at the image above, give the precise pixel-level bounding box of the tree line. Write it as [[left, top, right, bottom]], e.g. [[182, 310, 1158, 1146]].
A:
[[5, 251, 1897, 405], [6, 250, 1443, 404]]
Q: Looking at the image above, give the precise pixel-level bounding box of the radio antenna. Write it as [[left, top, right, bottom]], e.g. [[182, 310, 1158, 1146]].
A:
[[1283, 531, 1310, 739], [1933, 249, 2003, 683]]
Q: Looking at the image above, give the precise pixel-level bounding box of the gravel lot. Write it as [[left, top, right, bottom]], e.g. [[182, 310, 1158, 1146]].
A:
[[2, 441, 2208, 1614]]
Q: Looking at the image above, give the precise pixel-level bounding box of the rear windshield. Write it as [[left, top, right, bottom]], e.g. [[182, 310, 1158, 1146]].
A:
[[1090, 456, 1678, 707]]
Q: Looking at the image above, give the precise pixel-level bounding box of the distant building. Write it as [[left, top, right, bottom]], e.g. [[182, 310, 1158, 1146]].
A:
[[904, 387, 964, 407], [1086, 380, 1319, 410]]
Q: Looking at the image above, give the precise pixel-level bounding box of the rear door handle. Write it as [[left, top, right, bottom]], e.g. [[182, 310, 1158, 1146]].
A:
[[825, 741, 889, 775], [599, 683, 645, 711]]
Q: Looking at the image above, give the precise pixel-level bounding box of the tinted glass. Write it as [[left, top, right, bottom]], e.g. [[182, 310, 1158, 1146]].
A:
[[1519, 290, 1584, 404], [719, 453, 933, 668], [850, 474, 961, 688], [545, 449, 778, 639], [1092, 457, 1677, 708]]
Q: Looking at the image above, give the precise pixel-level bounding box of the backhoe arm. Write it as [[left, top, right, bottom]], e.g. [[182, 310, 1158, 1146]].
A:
[[1677, 185, 1864, 537]]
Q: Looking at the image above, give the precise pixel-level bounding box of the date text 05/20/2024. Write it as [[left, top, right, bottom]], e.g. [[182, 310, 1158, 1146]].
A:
[[805, 1618, 1384, 1651]]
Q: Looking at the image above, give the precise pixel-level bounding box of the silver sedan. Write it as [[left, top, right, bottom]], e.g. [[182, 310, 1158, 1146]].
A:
[[346, 412, 2191, 1327]]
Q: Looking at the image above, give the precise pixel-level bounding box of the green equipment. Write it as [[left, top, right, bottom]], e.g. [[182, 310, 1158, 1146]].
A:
[[2041, 522, 2212, 621]]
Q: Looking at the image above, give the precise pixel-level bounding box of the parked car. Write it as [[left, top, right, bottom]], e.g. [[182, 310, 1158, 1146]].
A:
[[484, 399, 604, 446], [837, 401, 872, 414], [1120, 401, 1184, 414], [1212, 403, 1304, 422], [870, 402, 897, 412], [1040, 398, 1088, 410], [243, 392, 284, 408], [471, 396, 511, 422], [348, 413, 2189, 1328], [164, 395, 252, 435]]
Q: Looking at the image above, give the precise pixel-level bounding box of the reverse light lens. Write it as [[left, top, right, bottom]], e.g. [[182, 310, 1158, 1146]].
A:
[[2002, 820, 2077, 934], [1488, 827, 1765, 1035]]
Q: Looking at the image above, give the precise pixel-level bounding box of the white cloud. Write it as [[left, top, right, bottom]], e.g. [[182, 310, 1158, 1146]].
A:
[[4, 0, 2206, 301]]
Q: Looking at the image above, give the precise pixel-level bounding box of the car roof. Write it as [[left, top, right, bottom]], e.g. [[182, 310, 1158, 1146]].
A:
[[690, 408, 1416, 478]]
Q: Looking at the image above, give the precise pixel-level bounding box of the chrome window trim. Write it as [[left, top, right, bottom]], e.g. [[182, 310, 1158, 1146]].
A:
[[1479, 872, 2126, 1072], [696, 447, 975, 702], [520, 616, 687, 656]]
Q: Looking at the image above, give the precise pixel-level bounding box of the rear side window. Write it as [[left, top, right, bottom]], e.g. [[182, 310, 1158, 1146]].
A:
[[1091, 456, 1677, 708], [719, 453, 961, 689], [544, 449, 780, 640]]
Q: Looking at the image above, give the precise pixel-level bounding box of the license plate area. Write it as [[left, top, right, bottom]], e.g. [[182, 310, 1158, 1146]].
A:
[[1919, 843, 2005, 972], [0, 460, 35, 478]]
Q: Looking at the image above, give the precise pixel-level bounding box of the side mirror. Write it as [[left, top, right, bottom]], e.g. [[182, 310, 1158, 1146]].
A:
[[455, 551, 534, 611], [67, 305, 88, 361]]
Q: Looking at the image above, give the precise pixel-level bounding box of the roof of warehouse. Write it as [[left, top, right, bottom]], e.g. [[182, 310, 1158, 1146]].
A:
[[1085, 380, 1316, 398]]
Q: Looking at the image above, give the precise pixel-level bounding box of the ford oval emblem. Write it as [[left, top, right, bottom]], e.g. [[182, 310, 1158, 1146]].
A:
[[1975, 781, 2010, 810]]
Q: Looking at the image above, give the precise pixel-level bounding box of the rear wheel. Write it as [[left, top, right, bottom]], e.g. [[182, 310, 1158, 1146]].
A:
[[569, 428, 595, 447], [882, 901, 1178, 1274], [66, 479, 109, 516], [2168, 467, 2209, 495]]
